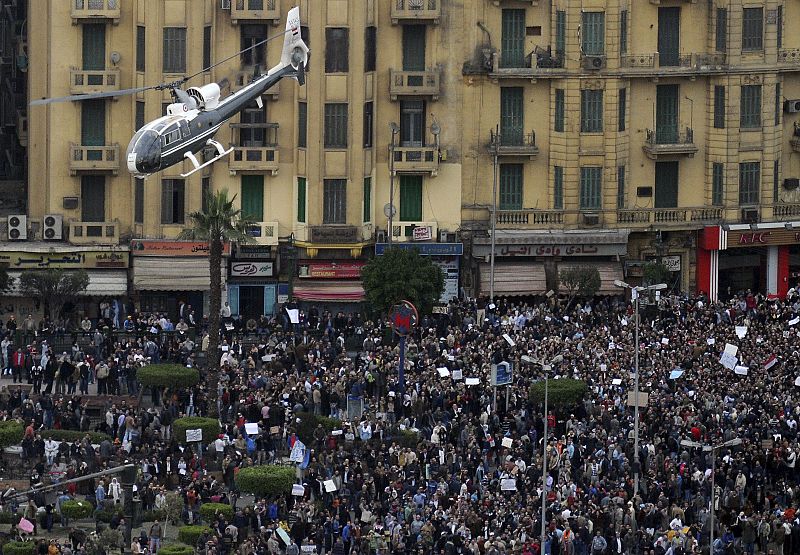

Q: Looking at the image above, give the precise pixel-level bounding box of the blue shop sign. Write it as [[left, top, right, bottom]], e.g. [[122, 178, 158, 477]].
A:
[[375, 243, 463, 256]]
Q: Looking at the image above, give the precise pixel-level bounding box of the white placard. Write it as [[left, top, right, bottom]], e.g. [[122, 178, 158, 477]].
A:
[[452, 369, 463, 380], [789, 317, 800, 326], [735, 326, 748, 339], [794, 376, 800, 387], [465, 377, 480, 386], [500, 478, 517, 491], [503, 334, 516, 346], [488, 303, 496, 310], [324, 479, 337, 492], [437, 367, 451, 377], [661, 338, 669, 345], [331, 430, 343, 436], [290, 440, 306, 463], [301, 547, 317, 553], [724, 343, 739, 356], [186, 429, 203, 442], [611, 378, 622, 385], [734, 365, 749, 376], [287, 309, 300, 324], [720, 352, 738, 370], [707, 338, 716, 345], [244, 423, 259, 436], [291, 484, 305, 496], [501, 437, 513, 449]]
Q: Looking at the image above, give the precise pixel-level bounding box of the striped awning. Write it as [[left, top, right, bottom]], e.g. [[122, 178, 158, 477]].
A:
[[6, 270, 128, 296], [132, 258, 226, 291], [479, 262, 547, 296], [292, 281, 365, 302]]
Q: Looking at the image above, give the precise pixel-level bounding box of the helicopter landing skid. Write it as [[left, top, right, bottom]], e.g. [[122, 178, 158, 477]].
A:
[[181, 139, 234, 178]]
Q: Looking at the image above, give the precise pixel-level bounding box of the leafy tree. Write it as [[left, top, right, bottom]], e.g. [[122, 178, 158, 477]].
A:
[[558, 266, 601, 308], [179, 189, 252, 375], [361, 247, 445, 315], [643, 261, 671, 287], [0, 264, 12, 293], [160, 491, 185, 538], [0, 420, 23, 448], [17, 268, 89, 321], [198, 503, 233, 523]]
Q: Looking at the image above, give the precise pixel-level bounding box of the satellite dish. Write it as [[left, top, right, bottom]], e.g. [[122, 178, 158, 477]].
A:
[[383, 203, 396, 218]]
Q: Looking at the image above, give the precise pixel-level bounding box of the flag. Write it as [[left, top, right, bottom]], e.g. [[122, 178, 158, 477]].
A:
[[764, 355, 778, 371]]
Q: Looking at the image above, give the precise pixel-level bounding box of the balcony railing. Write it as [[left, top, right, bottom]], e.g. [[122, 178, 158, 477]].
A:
[[490, 49, 565, 77], [69, 143, 120, 175], [620, 52, 726, 73], [779, 48, 800, 66], [230, 70, 281, 98], [230, 0, 280, 25], [496, 210, 563, 226], [391, 145, 440, 175], [488, 129, 539, 158], [492, 207, 723, 230], [70, 68, 120, 95], [71, 0, 120, 24], [389, 69, 440, 100], [68, 221, 119, 245], [228, 122, 280, 175], [390, 0, 440, 24], [772, 204, 800, 219], [643, 127, 698, 159], [390, 221, 438, 242]]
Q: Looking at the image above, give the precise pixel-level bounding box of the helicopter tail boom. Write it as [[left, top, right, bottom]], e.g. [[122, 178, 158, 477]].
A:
[[279, 6, 309, 79]]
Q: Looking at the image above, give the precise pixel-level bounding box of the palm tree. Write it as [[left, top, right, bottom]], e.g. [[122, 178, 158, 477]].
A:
[[180, 189, 252, 375]]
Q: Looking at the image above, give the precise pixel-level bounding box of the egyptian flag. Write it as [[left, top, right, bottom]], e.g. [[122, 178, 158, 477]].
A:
[[764, 354, 778, 371]]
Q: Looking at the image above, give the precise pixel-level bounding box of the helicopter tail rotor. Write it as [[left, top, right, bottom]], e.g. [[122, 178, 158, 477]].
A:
[[280, 7, 309, 75]]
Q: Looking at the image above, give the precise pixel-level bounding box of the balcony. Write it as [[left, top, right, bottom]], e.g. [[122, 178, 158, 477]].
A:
[[496, 210, 563, 229], [488, 129, 539, 159], [390, 0, 440, 24], [71, 0, 120, 24], [642, 127, 698, 159], [70, 68, 120, 96], [619, 52, 726, 76], [490, 49, 565, 80], [229, 0, 280, 25], [389, 69, 440, 100], [228, 122, 280, 175], [390, 221, 438, 243], [779, 48, 800, 66], [230, 70, 281, 99], [617, 207, 722, 228], [491, 207, 722, 230], [68, 221, 119, 245], [69, 143, 120, 175], [391, 145, 440, 175], [771, 204, 800, 220]]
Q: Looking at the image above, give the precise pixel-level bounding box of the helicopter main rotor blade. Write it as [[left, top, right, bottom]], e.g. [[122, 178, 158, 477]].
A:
[[30, 84, 157, 106]]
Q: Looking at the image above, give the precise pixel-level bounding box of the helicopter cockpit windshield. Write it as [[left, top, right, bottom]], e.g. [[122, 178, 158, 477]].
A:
[[126, 127, 161, 176]]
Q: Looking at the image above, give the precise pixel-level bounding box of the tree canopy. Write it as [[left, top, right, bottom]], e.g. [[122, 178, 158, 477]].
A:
[[559, 266, 601, 308], [361, 247, 445, 314], [17, 268, 89, 321]]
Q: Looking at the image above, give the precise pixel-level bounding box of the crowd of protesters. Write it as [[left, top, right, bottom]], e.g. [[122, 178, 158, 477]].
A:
[[0, 287, 799, 555]]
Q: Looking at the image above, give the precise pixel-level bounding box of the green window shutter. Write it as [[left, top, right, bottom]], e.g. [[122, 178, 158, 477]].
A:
[[81, 99, 105, 147], [324, 103, 348, 148], [81, 175, 105, 223], [363, 177, 371, 223], [712, 163, 724, 206], [715, 8, 727, 52], [241, 175, 264, 221], [655, 84, 678, 143], [654, 161, 679, 209], [402, 25, 426, 71], [136, 26, 145, 72], [580, 167, 602, 210], [298, 102, 308, 148], [742, 8, 763, 51], [323, 179, 347, 224], [399, 175, 423, 221], [163, 28, 187, 73], [581, 12, 604, 55], [740, 85, 761, 129], [553, 166, 563, 210], [499, 164, 523, 210], [500, 87, 524, 145], [554, 89, 565, 133], [619, 10, 628, 54], [777, 6, 783, 49], [713, 86, 726, 129], [580, 90, 603, 133], [500, 9, 526, 68], [134, 178, 144, 224], [738, 162, 760, 205], [297, 177, 306, 223], [657, 7, 680, 67], [82, 24, 105, 71], [618, 88, 626, 132], [617, 166, 625, 209], [775, 82, 781, 126], [555, 11, 566, 62]]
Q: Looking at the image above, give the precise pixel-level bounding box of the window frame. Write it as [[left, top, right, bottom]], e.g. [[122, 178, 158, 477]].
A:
[[738, 161, 760, 206], [554, 89, 565, 133], [713, 86, 726, 129], [323, 179, 347, 224], [580, 89, 603, 133], [498, 164, 523, 211], [162, 27, 187, 74], [161, 178, 186, 225], [741, 7, 763, 51], [579, 166, 602, 210], [581, 11, 605, 56], [553, 166, 564, 210], [324, 103, 348, 149], [740, 85, 762, 129], [325, 27, 349, 73], [712, 163, 724, 206]]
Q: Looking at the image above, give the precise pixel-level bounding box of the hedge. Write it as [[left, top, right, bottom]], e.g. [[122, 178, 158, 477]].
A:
[[177, 525, 212, 546], [59, 500, 93, 519], [157, 544, 194, 555], [529, 378, 588, 407], [294, 412, 341, 445], [235, 465, 295, 497], [96, 508, 123, 523], [43, 430, 112, 444], [172, 417, 220, 444], [137, 364, 200, 389], [3, 542, 35, 555], [199, 502, 233, 523], [0, 421, 23, 448]]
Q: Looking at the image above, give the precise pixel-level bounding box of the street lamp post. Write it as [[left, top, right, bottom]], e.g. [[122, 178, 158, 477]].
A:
[[613, 280, 667, 553], [489, 124, 500, 302], [681, 437, 742, 551], [388, 122, 399, 247]]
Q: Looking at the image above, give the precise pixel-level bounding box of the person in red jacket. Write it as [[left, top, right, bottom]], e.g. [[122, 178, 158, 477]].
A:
[[11, 346, 25, 384]]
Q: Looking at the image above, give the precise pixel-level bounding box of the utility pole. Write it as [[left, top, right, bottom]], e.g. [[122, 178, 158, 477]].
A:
[[388, 122, 399, 247], [489, 124, 499, 302]]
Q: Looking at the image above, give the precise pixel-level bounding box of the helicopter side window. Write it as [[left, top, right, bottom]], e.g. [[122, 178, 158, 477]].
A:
[[161, 124, 182, 147]]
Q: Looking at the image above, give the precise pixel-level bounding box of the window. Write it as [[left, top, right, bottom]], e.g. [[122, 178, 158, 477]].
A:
[[580, 90, 603, 133], [500, 88, 523, 145], [202, 177, 210, 213], [581, 11, 605, 55], [740, 85, 761, 129], [364, 26, 376, 72], [715, 8, 727, 52], [500, 9, 526, 68], [499, 164, 523, 210], [580, 167, 602, 210], [617, 166, 625, 209], [400, 100, 425, 146], [163, 28, 187, 73], [240, 104, 266, 146], [774, 160, 780, 204], [712, 163, 724, 206], [363, 102, 373, 148], [363, 177, 371, 223], [241, 175, 264, 221], [297, 177, 306, 223], [203, 26, 212, 70], [714, 86, 725, 129], [136, 26, 145, 72], [134, 178, 144, 224], [554, 166, 563, 210], [618, 88, 626, 132], [399, 176, 423, 221], [298, 102, 307, 148], [241, 24, 266, 66], [555, 10, 566, 62], [775, 82, 782, 125], [324, 103, 348, 148], [83, 24, 105, 71], [620, 10, 628, 54], [402, 25, 426, 71], [135, 101, 145, 131], [325, 28, 349, 73], [323, 179, 346, 224], [81, 99, 105, 154], [81, 176, 105, 223], [161, 179, 185, 224], [554, 89, 565, 132], [742, 7, 763, 51], [738, 162, 760, 205]]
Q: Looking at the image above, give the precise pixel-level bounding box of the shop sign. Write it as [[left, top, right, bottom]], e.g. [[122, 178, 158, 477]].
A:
[[474, 243, 627, 258], [236, 245, 273, 259], [0, 250, 129, 269], [662, 255, 681, 272], [412, 226, 433, 241], [728, 230, 800, 248], [230, 261, 274, 278], [298, 261, 365, 279], [130, 240, 230, 256], [375, 243, 463, 256], [435, 258, 460, 303], [309, 225, 359, 244]]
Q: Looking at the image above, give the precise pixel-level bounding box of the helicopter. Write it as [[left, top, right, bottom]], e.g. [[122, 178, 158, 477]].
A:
[[31, 6, 309, 179]]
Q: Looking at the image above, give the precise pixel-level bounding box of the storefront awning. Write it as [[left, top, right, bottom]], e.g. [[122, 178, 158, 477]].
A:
[[293, 281, 365, 302], [479, 262, 547, 296], [132, 258, 225, 291], [557, 262, 624, 295], [5, 270, 128, 297]]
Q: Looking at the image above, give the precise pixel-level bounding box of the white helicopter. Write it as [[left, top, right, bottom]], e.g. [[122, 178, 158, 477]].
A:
[[31, 6, 309, 179]]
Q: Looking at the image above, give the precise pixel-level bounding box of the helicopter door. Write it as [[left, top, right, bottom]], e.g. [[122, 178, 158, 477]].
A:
[[180, 120, 191, 139]]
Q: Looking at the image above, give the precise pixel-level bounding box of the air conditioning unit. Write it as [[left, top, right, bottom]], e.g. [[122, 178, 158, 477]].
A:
[[582, 213, 600, 226], [43, 214, 63, 240], [439, 230, 457, 243], [247, 222, 278, 246], [375, 230, 387, 243], [784, 99, 800, 113], [741, 208, 759, 224], [7, 214, 26, 240], [784, 178, 800, 191], [220, 0, 231, 9], [581, 55, 607, 70]]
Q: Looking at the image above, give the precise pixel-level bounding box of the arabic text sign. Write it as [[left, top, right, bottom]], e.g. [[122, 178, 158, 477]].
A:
[[0, 251, 129, 269], [130, 240, 230, 256], [231, 261, 274, 277], [186, 429, 203, 442]]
